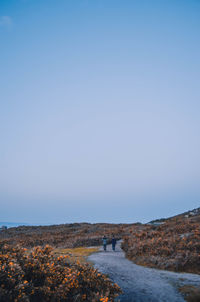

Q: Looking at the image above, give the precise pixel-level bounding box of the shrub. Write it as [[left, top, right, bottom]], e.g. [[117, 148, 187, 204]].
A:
[[0, 244, 122, 302], [122, 216, 200, 274]]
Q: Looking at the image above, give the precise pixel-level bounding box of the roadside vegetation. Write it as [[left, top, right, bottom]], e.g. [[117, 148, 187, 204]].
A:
[[178, 285, 200, 302], [122, 208, 200, 274], [0, 244, 122, 302], [0, 223, 131, 301], [53, 247, 100, 263]]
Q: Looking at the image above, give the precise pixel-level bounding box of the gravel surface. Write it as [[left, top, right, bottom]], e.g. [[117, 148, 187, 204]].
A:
[[88, 242, 200, 302]]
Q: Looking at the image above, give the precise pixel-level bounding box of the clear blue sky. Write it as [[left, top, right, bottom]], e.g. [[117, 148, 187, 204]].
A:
[[0, 0, 200, 224]]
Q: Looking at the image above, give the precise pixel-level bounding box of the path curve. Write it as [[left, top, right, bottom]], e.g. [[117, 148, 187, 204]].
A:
[[88, 242, 200, 302]]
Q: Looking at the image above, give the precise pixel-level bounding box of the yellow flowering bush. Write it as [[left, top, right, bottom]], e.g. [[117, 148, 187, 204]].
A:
[[0, 244, 121, 302]]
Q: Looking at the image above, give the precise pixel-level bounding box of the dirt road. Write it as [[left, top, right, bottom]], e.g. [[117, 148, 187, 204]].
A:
[[88, 242, 200, 302]]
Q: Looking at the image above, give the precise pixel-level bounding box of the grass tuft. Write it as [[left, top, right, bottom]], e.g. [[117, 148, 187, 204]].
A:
[[179, 285, 200, 302]]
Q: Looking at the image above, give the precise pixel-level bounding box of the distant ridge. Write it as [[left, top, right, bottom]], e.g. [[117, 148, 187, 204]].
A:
[[148, 207, 200, 224]]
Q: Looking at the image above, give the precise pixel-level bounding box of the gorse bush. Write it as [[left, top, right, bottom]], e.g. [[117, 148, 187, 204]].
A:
[[0, 244, 122, 302]]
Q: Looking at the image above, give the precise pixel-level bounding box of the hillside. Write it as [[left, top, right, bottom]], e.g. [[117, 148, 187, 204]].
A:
[[0, 222, 134, 248], [0, 223, 128, 302], [122, 207, 200, 274], [1, 209, 200, 301], [149, 207, 200, 224]]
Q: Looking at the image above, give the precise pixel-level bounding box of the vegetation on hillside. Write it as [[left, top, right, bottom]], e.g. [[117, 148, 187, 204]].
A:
[[1, 208, 199, 302], [122, 208, 200, 274], [0, 223, 133, 248]]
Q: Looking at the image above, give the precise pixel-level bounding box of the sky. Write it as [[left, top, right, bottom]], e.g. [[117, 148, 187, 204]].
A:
[[0, 0, 200, 225]]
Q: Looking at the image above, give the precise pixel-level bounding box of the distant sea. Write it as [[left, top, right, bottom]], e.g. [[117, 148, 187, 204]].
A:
[[0, 222, 29, 228]]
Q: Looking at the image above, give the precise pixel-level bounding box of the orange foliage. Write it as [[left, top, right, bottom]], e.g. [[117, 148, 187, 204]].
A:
[[0, 244, 122, 302]]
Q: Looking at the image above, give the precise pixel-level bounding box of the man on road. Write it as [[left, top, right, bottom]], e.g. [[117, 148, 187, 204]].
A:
[[112, 235, 117, 251], [102, 235, 107, 251]]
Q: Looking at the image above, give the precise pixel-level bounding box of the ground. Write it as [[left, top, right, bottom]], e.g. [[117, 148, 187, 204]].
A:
[[88, 242, 200, 302]]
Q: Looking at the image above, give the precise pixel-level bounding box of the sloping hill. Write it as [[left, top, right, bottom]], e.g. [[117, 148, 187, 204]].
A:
[[122, 207, 200, 274], [149, 207, 200, 225]]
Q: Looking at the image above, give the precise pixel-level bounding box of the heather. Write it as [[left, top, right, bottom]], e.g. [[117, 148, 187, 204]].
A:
[[122, 209, 200, 274]]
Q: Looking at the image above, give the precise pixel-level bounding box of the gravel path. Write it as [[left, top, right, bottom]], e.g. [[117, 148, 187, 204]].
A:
[[88, 242, 200, 302]]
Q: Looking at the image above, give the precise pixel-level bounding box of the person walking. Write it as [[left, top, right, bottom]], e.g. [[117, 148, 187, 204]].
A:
[[102, 235, 107, 251], [112, 235, 117, 251]]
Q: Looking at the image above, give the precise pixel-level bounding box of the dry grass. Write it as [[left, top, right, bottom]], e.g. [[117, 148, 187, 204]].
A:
[[54, 246, 99, 262], [179, 285, 200, 302]]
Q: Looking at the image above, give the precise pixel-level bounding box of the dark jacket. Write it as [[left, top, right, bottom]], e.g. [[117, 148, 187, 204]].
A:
[[112, 238, 117, 245]]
